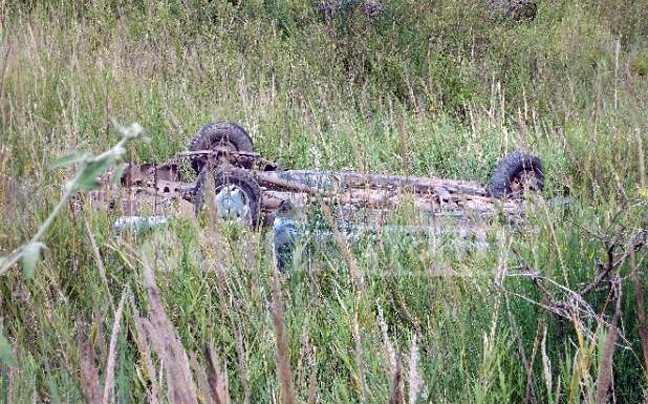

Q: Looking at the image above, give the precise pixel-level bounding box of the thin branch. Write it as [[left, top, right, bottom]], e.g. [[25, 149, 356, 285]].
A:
[[0, 167, 84, 275]]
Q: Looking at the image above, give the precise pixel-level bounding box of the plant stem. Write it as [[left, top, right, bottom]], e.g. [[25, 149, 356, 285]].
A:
[[0, 168, 85, 276]]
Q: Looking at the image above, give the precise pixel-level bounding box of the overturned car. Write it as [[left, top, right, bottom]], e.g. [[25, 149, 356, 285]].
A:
[[100, 121, 546, 269]]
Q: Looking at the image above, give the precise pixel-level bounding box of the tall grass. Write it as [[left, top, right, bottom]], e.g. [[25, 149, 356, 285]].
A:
[[1, 1, 648, 403]]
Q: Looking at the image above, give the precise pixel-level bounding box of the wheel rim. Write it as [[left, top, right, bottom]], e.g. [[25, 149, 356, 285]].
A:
[[213, 138, 237, 152], [510, 169, 541, 194], [212, 138, 239, 165], [213, 184, 252, 225]]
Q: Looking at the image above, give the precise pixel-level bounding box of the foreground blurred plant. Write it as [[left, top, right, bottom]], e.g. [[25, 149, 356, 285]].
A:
[[0, 122, 145, 279]]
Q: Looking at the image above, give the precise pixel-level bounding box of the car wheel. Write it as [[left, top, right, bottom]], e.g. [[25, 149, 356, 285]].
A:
[[488, 151, 544, 198], [193, 166, 261, 228], [188, 121, 255, 174]]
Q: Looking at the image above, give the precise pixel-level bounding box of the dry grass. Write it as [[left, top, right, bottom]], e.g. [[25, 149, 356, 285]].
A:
[[272, 271, 297, 404], [140, 267, 199, 404], [205, 345, 231, 404], [407, 335, 423, 404], [128, 294, 161, 404], [78, 341, 102, 404], [1, 1, 648, 403], [595, 280, 622, 404], [103, 287, 128, 404], [388, 355, 404, 404]]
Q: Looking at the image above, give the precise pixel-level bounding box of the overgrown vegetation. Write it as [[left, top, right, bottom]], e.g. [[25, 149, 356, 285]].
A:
[[1, 1, 647, 403]]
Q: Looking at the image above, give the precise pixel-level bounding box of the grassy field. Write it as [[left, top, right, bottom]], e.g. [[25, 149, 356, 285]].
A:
[[1, 1, 648, 403]]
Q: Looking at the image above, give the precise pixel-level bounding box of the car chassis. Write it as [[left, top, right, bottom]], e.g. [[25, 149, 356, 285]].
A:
[[96, 121, 545, 268]]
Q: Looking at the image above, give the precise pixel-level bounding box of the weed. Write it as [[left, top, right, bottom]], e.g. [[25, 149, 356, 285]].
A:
[[2, 1, 648, 403]]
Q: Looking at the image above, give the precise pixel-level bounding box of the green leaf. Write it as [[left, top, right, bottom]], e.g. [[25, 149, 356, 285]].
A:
[[0, 330, 16, 367], [76, 157, 111, 191], [111, 163, 128, 185], [49, 151, 87, 169], [22, 242, 45, 279]]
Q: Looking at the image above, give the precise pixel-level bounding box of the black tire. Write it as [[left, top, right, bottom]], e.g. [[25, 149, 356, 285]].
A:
[[488, 151, 544, 198], [193, 166, 262, 227], [189, 121, 255, 174]]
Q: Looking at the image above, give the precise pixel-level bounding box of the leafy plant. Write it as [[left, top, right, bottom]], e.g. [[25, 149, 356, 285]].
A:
[[0, 122, 144, 279]]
